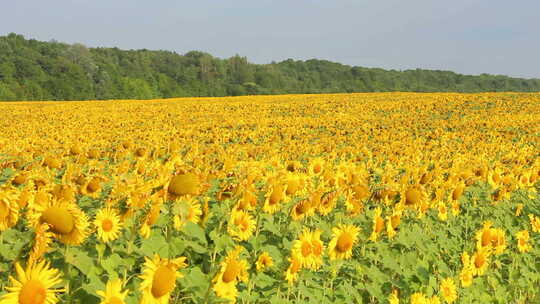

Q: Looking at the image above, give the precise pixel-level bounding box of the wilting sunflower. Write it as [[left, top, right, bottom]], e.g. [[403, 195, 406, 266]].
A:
[[328, 224, 360, 260], [213, 246, 249, 303], [0, 260, 64, 304], [96, 278, 129, 304], [291, 197, 314, 221], [0, 187, 19, 231], [516, 230, 531, 253], [139, 254, 187, 304], [369, 207, 385, 241], [94, 208, 123, 243], [439, 278, 457, 303], [28, 198, 90, 245], [256, 252, 274, 272], [172, 196, 202, 231], [227, 209, 255, 241]]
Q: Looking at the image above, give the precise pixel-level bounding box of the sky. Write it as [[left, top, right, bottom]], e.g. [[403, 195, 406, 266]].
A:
[[1, 0, 539, 78]]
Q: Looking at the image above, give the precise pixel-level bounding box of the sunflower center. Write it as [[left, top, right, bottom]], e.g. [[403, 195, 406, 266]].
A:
[[101, 219, 114, 232], [151, 266, 176, 298], [168, 174, 199, 196], [336, 233, 353, 253], [481, 230, 491, 247], [19, 279, 46, 304], [87, 178, 101, 193], [222, 260, 239, 283], [301, 241, 312, 257], [313, 164, 322, 174], [107, 296, 124, 304], [474, 255, 485, 268], [41, 207, 74, 235], [405, 188, 422, 205]]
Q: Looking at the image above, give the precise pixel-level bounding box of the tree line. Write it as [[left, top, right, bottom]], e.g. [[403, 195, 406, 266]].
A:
[[1, 33, 539, 101]]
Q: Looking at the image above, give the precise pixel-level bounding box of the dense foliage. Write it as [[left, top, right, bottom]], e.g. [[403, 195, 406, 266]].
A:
[[1, 33, 540, 101]]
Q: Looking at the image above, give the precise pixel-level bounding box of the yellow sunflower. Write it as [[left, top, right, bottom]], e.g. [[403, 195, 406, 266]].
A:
[[471, 247, 491, 276], [213, 246, 249, 303], [255, 252, 274, 272], [439, 278, 457, 303], [516, 230, 531, 253], [0, 187, 19, 231], [328, 224, 360, 260], [166, 173, 200, 199], [290, 198, 314, 221], [139, 254, 187, 304], [292, 229, 324, 270], [94, 208, 123, 243], [28, 223, 54, 266], [28, 198, 90, 245], [172, 196, 202, 231], [285, 255, 302, 285], [227, 209, 255, 241], [0, 260, 64, 304], [529, 214, 540, 233], [96, 278, 129, 304], [308, 157, 325, 176], [369, 207, 385, 241], [263, 181, 286, 214]]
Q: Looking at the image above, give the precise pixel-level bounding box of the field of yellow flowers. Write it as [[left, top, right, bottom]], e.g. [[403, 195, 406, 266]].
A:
[[0, 92, 539, 304]]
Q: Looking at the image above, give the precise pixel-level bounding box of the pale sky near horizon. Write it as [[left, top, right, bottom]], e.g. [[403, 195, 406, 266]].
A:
[[1, 0, 539, 78]]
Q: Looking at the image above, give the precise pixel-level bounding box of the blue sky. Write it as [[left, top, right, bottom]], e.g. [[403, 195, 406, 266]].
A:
[[2, 0, 539, 78]]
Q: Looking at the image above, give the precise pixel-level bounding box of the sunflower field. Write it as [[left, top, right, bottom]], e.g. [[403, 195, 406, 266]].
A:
[[0, 92, 540, 304]]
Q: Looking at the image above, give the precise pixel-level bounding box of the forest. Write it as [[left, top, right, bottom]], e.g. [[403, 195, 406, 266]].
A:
[[1, 33, 540, 101]]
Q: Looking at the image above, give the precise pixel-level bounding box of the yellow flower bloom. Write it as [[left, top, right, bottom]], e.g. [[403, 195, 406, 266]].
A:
[[328, 224, 360, 260]]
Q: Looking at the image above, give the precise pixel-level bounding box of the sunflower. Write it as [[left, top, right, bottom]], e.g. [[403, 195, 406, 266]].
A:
[[263, 181, 286, 214], [516, 230, 531, 253], [369, 207, 385, 241], [471, 247, 491, 276], [292, 229, 324, 270], [475, 222, 506, 254], [460, 266, 473, 288], [284, 172, 305, 199], [140, 202, 162, 239], [308, 157, 325, 176], [94, 208, 123, 243], [28, 198, 90, 245], [437, 202, 448, 221], [0, 260, 64, 304], [529, 214, 540, 233], [227, 209, 255, 241], [388, 289, 399, 304], [0, 187, 19, 231], [318, 190, 338, 216], [28, 223, 54, 266], [400, 184, 426, 211], [172, 196, 202, 231], [80, 176, 105, 198], [439, 278, 457, 303], [166, 173, 200, 199], [213, 247, 249, 303], [285, 255, 302, 285], [139, 254, 187, 304], [290, 197, 314, 221], [410, 292, 428, 304], [328, 224, 360, 260], [255, 252, 274, 272], [96, 278, 129, 304]]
